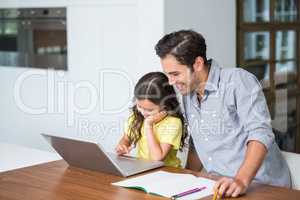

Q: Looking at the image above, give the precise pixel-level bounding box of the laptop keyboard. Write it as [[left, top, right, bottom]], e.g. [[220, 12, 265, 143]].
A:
[[107, 152, 153, 171]]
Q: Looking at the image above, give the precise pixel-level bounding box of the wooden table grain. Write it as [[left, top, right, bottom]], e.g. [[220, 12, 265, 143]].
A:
[[0, 160, 299, 200]]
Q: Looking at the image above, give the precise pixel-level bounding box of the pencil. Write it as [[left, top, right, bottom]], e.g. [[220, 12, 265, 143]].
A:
[[212, 190, 218, 200]]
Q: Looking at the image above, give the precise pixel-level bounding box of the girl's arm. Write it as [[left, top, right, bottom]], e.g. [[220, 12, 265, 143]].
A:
[[144, 111, 171, 161], [115, 134, 132, 155], [144, 124, 172, 161]]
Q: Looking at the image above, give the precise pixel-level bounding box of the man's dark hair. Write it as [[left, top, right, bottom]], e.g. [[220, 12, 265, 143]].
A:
[[155, 30, 207, 69]]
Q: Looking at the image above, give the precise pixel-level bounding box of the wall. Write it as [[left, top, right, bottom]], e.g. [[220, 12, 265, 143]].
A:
[[0, 0, 236, 160], [164, 0, 236, 68], [0, 0, 164, 152]]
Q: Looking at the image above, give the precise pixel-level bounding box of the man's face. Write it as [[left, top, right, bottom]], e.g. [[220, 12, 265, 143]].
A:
[[161, 55, 198, 95]]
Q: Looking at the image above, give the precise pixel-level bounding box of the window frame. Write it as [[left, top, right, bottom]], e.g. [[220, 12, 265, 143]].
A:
[[237, 0, 300, 153]]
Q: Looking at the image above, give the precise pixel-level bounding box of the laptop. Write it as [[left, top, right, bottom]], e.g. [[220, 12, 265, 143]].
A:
[[41, 133, 164, 177]]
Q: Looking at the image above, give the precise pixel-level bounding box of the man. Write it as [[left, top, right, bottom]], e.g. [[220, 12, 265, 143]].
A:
[[155, 30, 291, 198]]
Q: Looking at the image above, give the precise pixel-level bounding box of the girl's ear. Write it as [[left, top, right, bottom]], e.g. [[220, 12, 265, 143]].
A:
[[160, 104, 167, 111], [162, 107, 170, 115], [192, 56, 205, 72]]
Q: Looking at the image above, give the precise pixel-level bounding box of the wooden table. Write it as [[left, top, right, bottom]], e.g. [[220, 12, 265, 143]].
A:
[[0, 160, 300, 200]]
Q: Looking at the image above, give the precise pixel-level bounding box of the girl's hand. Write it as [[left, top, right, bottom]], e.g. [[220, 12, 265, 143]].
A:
[[144, 110, 167, 127], [115, 144, 132, 155]]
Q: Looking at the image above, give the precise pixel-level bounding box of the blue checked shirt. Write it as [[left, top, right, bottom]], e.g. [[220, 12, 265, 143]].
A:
[[182, 59, 291, 187]]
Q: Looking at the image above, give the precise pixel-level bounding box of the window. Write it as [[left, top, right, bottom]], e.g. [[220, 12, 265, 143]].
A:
[[237, 0, 300, 153]]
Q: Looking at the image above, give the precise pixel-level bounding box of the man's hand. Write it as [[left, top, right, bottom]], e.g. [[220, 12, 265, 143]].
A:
[[212, 141, 267, 198], [213, 177, 248, 198]]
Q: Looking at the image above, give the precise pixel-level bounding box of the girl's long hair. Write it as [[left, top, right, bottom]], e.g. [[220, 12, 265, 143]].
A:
[[128, 72, 187, 151]]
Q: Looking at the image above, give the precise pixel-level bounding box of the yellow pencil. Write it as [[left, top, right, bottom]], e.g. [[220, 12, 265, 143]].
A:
[[212, 190, 218, 200]]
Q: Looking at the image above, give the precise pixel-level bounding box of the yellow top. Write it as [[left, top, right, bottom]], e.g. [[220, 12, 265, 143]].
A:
[[124, 115, 183, 168]]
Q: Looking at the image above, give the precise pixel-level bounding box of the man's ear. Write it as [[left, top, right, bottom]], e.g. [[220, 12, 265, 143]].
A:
[[192, 56, 205, 72]]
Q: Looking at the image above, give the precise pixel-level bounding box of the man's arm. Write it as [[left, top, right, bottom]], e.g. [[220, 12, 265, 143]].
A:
[[235, 140, 267, 187], [214, 140, 267, 197], [214, 70, 273, 198]]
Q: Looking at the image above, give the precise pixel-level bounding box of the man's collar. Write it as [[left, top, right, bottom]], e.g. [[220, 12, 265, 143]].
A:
[[204, 59, 220, 92], [187, 59, 221, 102]]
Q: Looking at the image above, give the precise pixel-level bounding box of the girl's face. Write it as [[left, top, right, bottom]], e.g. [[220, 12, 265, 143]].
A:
[[136, 99, 161, 118]]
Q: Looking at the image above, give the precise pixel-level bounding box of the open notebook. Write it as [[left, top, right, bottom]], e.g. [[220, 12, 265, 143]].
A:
[[112, 171, 216, 200]]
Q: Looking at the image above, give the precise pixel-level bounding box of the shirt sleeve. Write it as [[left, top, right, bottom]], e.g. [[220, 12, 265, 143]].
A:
[[234, 69, 275, 151], [157, 117, 183, 150]]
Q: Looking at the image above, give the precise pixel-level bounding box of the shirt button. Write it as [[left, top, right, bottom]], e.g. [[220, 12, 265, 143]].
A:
[[200, 119, 204, 123], [191, 114, 195, 118], [208, 157, 212, 161], [212, 114, 216, 117], [205, 138, 209, 141]]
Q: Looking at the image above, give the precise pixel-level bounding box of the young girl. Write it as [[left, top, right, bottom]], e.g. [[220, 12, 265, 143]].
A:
[[115, 72, 187, 168]]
